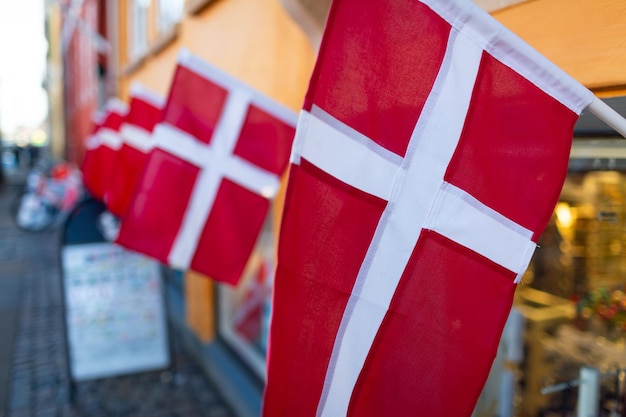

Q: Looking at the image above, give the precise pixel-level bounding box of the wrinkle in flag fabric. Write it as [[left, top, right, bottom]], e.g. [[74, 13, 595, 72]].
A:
[[262, 0, 594, 416]]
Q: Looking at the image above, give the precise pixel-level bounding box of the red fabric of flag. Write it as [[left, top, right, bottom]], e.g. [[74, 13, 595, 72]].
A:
[[116, 50, 297, 285], [80, 99, 128, 201], [80, 111, 105, 196], [262, 0, 594, 416], [105, 84, 164, 217]]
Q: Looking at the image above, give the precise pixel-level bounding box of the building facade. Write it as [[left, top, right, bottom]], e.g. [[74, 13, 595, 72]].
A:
[[53, 0, 626, 415], [59, 0, 108, 165]]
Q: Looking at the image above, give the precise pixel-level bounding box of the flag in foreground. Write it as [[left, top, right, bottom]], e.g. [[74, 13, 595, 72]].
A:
[[116, 50, 297, 285], [263, 0, 594, 415], [105, 83, 164, 217], [81, 99, 128, 201]]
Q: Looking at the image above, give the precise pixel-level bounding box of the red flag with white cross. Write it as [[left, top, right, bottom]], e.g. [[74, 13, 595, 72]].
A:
[[105, 83, 164, 217], [116, 50, 296, 286], [81, 99, 128, 202], [262, 0, 594, 415]]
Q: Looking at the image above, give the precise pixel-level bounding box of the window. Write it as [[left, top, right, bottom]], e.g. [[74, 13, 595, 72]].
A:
[[126, 0, 182, 67], [158, 0, 184, 34], [129, 0, 150, 61], [217, 226, 275, 381]]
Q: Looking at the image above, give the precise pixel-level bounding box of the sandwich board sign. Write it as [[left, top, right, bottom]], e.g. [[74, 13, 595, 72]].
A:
[[60, 198, 170, 385]]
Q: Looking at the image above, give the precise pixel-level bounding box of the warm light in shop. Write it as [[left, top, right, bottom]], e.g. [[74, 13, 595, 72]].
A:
[[555, 202, 574, 228]]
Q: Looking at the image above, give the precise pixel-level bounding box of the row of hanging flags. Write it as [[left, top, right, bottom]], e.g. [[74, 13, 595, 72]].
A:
[[80, 0, 600, 415], [82, 50, 297, 285]]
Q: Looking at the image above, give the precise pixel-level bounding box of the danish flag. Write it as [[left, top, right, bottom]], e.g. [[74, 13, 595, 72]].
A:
[[116, 50, 296, 285], [263, 0, 594, 415], [105, 83, 164, 217], [81, 99, 128, 201]]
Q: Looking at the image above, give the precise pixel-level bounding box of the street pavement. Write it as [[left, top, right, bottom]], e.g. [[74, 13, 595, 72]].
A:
[[0, 168, 235, 417]]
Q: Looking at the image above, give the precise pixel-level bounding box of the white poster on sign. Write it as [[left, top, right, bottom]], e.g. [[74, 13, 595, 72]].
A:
[[61, 242, 170, 381]]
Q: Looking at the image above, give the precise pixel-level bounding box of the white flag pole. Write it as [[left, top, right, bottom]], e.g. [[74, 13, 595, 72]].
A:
[[587, 96, 626, 139]]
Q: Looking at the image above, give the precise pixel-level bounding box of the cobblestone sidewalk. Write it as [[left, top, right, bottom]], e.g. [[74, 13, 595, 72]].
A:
[[0, 181, 235, 417]]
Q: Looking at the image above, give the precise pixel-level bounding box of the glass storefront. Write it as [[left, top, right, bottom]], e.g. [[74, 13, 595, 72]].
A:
[[529, 141, 626, 300], [217, 228, 274, 382], [476, 139, 626, 417]]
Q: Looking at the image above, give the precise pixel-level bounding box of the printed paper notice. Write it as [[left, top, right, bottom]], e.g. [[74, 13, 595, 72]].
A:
[[61, 242, 170, 381]]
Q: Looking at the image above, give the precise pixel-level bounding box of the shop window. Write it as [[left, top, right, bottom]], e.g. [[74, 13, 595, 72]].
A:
[[129, 0, 150, 61], [216, 221, 274, 381], [497, 139, 626, 417], [526, 144, 626, 301]]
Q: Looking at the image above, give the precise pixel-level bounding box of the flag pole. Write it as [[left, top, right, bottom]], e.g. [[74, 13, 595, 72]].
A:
[[587, 96, 626, 139]]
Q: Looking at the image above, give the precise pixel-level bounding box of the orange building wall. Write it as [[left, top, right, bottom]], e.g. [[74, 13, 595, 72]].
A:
[[119, 0, 316, 109], [493, 0, 626, 97]]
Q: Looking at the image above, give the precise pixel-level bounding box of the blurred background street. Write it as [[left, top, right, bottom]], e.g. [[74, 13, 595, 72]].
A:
[[0, 167, 234, 417]]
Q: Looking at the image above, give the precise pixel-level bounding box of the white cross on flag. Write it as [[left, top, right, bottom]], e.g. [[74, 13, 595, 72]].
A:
[[81, 99, 128, 201], [105, 83, 164, 217], [263, 0, 594, 416], [116, 50, 297, 285]]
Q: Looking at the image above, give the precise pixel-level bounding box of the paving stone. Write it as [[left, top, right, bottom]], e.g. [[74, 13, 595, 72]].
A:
[[6, 409, 31, 417], [0, 178, 235, 417]]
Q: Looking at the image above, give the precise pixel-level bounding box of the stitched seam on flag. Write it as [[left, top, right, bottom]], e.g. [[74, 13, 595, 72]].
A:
[[355, 29, 470, 302], [310, 106, 404, 166], [317, 28, 471, 417], [383, 27, 458, 210], [121, 124, 153, 152], [437, 182, 533, 239], [294, 111, 401, 201], [419, 0, 593, 114], [357, 25, 465, 300], [423, 182, 535, 274]]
